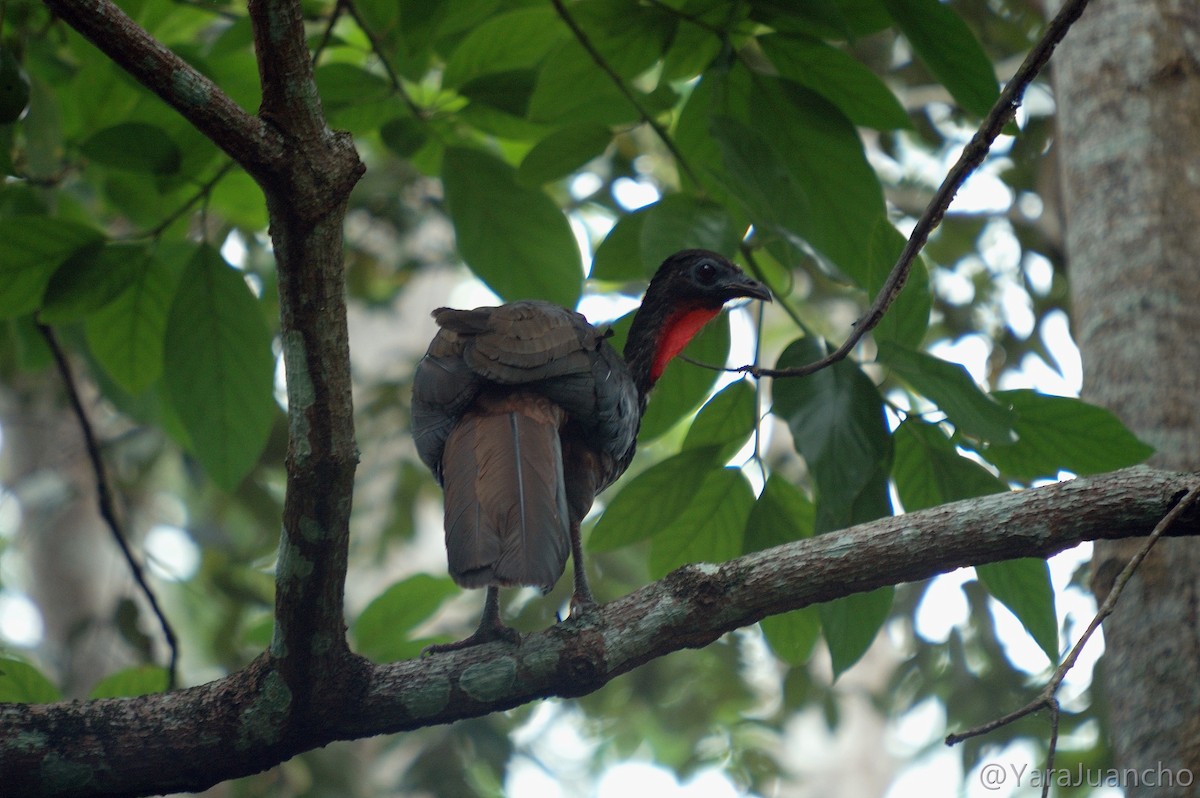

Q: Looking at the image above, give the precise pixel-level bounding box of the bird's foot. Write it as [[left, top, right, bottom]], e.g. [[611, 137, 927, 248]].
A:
[[421, 622, 521, 656], [568, 590, 598, 621]]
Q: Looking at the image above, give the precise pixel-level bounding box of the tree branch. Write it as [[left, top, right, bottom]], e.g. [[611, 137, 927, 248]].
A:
[[944, 481, 1200, 789], [41, 0, 281, 176], [3, 467, 1196, 797], [35, 324, 180, 689], [747, 0, 1094, 380]]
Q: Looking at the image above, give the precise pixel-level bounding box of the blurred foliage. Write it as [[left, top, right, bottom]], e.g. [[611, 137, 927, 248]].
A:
[[0, 0, 1154, 795]]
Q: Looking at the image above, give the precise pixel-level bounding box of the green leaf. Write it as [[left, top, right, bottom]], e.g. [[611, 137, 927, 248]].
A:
[[877, 341, 1017, 445], [648, 467, 754, 578], [761, 610, 821, 665], [442, 147, 582, 308], [982, 390, 1155, 480], [820, 587, 894, 679], [0, 657, 60, 703], [588, 447, 721, 552], [744, 474, 814, 553], [314, 63, 392, 109], [771, 337, 892, 532], [745, 475, 820, 663], [977, 558, 1059, 663], [892, 417, 1007, 513], [80, 122, 182, 175], [518, 123, 612, 186], [710, 115, 811, 266], [379, 117, 428, 159], [354, 574, 461, 662], [820, 585, 897, 676], [639, 196, 742, 270], [0, 217, 104, 319], [759, 33, 910, 130], [41, 243, 148, 323], [883, 0, 999, 118], [865, 220, 930, 350], [527, 4, 673, 125], [683, 380, 757, 462], [88, 665, 169, 699], [86, 247, 183, 394], [442, 7, 563, 88], [162, 245, 276, 490], [590, 209, 648, 281], [746, 74, 887, 284]]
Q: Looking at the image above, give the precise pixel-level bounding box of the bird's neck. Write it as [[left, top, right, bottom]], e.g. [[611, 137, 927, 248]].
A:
[[624, 299, 719, 402]]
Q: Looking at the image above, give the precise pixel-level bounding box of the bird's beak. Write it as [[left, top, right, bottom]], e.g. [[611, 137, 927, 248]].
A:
[[726, 276, 772, 304]]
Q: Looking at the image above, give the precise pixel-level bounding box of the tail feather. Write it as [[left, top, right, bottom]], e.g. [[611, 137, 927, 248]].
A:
[[441, 406, 570, 591]]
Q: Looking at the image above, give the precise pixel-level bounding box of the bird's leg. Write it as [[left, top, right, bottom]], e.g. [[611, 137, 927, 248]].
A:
[[568, 520, 597, 619], [422, 586, 520, 655]]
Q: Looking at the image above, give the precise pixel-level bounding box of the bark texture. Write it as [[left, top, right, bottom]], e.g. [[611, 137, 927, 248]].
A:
[[1053, 1, 1200, 791], [1, 467, 1197, 797]]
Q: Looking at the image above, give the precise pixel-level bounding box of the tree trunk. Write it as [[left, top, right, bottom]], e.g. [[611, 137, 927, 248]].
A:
[[1053, 1, 1200, 791]]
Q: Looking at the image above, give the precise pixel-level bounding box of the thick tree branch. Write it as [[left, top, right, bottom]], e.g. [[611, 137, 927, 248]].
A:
[[44, 0, 367, 729], [41, 0, 281, 176], [3, 467, 1196, 797]]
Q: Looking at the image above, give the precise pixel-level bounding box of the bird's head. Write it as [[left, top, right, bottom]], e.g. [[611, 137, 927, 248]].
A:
[[625, 249, 771, 395]]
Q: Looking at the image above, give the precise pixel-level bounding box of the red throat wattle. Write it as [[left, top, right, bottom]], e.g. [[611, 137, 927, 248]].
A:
[[651, 306, 720, 382]]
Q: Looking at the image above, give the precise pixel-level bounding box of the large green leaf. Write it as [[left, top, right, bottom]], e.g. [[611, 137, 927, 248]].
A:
[[85, 247, 183, 395], [820, 587, 894, 679], [710, 115, 812, 268], [442, 7, 563, 88], [354, 574, 461, 662], [883, 0, 999, 118], [162, 245, 276, 490], [771, 337, 892, 531], [517, 123, 612, 186], [759, 33, 911, 130], [639, 196, 743, 271], [0, 217, 104, 319], [41, 243, 148, 323], [442, 147, 582, 308], [746, 74, 887, 284], [526, 2, 674, 125], [588, 447, 721, 552], [648, 467, 754, 578], [0, 657, 60, 703], [590, 208, 649, 281], [683, 380, 758, 463], [982, 390, 1155, 480], [977, 559, 1059, 663], [745, 475, 819, 664], [892, 417, 1007, 513], [80, 122, 182, 175], [877, 341, 1017, 445]]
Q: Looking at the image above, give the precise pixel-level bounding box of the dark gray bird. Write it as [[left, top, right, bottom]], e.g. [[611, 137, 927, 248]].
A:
[[411, 249, 770, 651]]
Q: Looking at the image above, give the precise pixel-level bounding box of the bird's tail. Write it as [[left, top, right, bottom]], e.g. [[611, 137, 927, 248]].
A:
[[440, 398, 570, 592]]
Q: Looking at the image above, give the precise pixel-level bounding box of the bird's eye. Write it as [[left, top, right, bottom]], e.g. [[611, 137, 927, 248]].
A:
[[695, 260, 718, 284]]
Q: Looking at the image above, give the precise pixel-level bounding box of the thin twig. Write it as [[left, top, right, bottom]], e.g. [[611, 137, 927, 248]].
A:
[[139, 160, 238, 240], [340, 0, 423, 118], [746, 0, 1095, 380], [945, 483, 1200, 750], [36, 324, 180, 689], [550, 0, 702, 187], [311, 0, 347, 66]]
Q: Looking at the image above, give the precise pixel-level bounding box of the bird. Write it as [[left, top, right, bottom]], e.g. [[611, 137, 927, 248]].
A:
[[411, 249, 770, 652]]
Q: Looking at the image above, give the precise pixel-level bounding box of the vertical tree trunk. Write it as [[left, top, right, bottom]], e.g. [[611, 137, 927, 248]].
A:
[[1053, 1, 1200, 791]]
